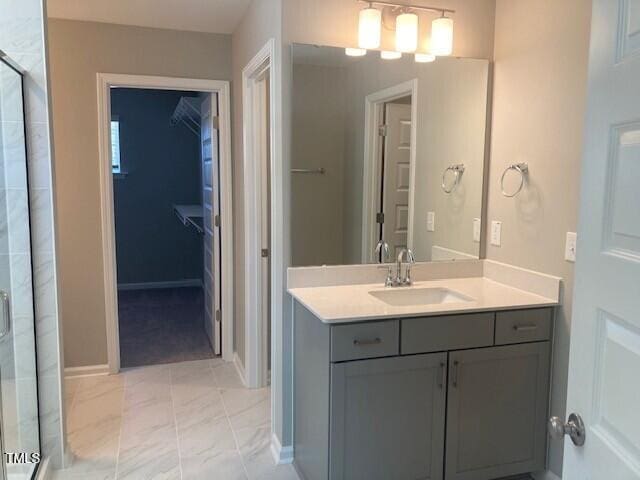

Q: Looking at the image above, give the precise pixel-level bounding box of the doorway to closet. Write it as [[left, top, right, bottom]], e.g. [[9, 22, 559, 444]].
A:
[[110, 87, 220, 368], [95, 74, 233, 373]]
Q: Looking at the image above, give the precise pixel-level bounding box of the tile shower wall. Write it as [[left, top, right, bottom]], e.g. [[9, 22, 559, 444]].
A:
[[0, 0, 66, 469]]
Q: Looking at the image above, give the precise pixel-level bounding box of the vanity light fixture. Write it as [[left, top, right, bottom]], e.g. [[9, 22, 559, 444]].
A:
[[381, 50, 402, 60], [395, 11, 419, 52], [351, 1, 455, 58], [415, 52, 436, 63], [345, 47, 367, 57], [431, 14, 454, 56], [358, 4, 382, 49]]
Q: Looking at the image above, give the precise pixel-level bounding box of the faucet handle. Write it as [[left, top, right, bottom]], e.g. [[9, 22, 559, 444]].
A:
[[377, 265, 394, 287], [375, 240, 390, 263]]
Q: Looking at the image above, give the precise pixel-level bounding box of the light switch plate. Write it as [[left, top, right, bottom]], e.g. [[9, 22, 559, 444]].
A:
[[473, 218, 481, 243], [491, 221, 502, 247], [565, 232, 577, 262], [427, 212, 435, 232]]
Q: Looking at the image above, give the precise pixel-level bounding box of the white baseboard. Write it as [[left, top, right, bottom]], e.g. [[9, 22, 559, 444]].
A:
[[64, 364, 110, 378], [270, 432, 293, 465], [35, 457, 51, 480], [233, 352, 247, 387], [117, 279, 203, 291]]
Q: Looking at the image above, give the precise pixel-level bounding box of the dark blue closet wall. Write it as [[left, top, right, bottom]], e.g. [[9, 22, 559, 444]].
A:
[[112, 88, 203, 286]]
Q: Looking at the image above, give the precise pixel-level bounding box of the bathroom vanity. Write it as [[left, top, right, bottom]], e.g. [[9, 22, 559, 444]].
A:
[[289, 263, 560, 480], [289, 41, 562, 480]]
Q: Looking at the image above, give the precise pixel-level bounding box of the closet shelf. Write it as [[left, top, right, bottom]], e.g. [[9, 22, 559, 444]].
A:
[[173, 204, 204, 235], [170, 97, 200, 137]]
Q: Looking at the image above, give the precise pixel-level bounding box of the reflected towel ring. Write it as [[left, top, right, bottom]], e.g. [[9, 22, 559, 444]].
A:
[[441, 164, 465, 194], [501, 163, 529, 197]]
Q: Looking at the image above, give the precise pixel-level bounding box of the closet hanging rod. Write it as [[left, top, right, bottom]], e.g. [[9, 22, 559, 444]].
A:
[[291, 168, 326, 174]]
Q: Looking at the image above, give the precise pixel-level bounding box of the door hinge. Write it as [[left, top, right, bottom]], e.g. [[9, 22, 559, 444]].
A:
[[378, 125, 388, 137], [376, 212, 385, 224], [261, 248, 269, 258], [215, 310, 221, 322], [212, 116, 220, 129], [214, 214, 220, 227]]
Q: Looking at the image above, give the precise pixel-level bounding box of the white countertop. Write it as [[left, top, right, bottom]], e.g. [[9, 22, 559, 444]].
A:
[[288, 277, 559, 324]]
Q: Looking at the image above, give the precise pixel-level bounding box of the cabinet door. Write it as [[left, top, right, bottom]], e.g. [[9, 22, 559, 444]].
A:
[[330, 353, 447, 480], [445, 343, 550, 480]]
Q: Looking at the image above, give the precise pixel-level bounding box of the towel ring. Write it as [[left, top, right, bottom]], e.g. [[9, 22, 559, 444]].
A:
[[501, 163, 529, 197], [441, 164, 465, 194]]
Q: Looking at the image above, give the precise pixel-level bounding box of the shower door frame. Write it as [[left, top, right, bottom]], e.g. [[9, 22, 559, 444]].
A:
[[96, 73, 234, 373], [0, 50, 43, 480]]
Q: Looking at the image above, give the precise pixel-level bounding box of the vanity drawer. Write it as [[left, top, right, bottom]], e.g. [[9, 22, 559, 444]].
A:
[[331, 321, 399, 362], [401, 313, 494, 354], [495, 308, 552, 345]]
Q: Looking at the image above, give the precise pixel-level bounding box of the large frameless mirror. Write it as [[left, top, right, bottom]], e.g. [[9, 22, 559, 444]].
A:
[[290, 43, 490, 266]]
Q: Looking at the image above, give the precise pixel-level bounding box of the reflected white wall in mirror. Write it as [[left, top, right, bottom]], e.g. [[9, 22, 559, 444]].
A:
[[291, 44, 490, 267]]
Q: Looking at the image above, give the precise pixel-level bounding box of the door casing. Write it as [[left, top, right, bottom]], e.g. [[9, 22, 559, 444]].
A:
[[361, 79, 418, 263], [96, 73, 234, 373]]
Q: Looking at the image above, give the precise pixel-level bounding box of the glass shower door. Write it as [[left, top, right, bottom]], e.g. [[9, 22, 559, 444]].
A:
[[0, 52, 42, 479]]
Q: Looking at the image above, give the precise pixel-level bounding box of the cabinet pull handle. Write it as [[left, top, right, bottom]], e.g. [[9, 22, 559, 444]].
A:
[[353, 337, 382, 346], [452, 360, 459, 387], [513, 324, 538, 332], [0, 291, 10, 338], [438, 362, 445, 389]]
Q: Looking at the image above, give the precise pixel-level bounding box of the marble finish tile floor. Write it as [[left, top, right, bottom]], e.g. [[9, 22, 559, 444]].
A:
[[54, 359, 298, 480]]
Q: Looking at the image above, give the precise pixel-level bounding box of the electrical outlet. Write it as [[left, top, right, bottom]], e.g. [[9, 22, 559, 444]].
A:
[[473, 218, 481, 243], [427, 212, 435, 232], [565, 232, 577, 262], [491, 221, 502, 247]]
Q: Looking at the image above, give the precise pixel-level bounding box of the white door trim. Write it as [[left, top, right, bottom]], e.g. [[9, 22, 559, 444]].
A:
[[97, 73, 234, 373], [361, 79, 418, 263], [242, 39, 281, 390]]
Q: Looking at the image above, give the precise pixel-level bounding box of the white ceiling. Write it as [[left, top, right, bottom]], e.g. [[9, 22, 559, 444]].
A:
[[46, 0, 252, 35]]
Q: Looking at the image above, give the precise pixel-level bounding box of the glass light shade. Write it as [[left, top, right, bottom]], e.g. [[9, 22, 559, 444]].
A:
[[395, 12, 418, 52], [431, 16, 454, 56], [415, 53, 436, 63], [358, 7, 382, 49], [381, 50, 402, 60], [345, 47, 367, 57]]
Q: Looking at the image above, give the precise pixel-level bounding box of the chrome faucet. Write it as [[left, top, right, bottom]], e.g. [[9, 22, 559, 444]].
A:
[[396, 248, 415, 286]]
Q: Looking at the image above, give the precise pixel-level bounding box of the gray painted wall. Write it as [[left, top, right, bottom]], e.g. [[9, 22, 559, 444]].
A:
[[111, 88, 203, 286], [46, 19, 231, 368], [488, 0, 592, 476]]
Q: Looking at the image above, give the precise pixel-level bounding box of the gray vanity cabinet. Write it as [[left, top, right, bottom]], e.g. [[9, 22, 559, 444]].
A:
[[445, 342, 550, 480], [293, 301, 553, 480], [329, 354, 447, 480]]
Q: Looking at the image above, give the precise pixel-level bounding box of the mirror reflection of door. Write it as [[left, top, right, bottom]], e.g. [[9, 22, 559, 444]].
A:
[[379, 98, 412, 260]]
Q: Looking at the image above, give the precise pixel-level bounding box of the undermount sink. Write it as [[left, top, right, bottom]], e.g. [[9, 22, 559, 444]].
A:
[[369, 287, 474, 307]]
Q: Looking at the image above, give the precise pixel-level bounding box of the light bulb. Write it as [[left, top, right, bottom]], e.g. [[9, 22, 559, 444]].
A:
[[381, 51, 402, 60], [415, 53, 436, 63], [431, 16, 454, 56], [358, 7, 382, 49], [345, 47, 367, 57], [395, 12, 418, 53]]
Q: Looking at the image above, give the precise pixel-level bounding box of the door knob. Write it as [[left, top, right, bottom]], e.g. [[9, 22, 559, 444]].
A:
[[548, 413, 586, 446]]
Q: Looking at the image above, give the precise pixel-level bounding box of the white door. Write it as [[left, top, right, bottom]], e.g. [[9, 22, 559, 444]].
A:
[[381, 102, 412, 258], [562, 0, 640, 478], [201, 93, 222, 355]]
